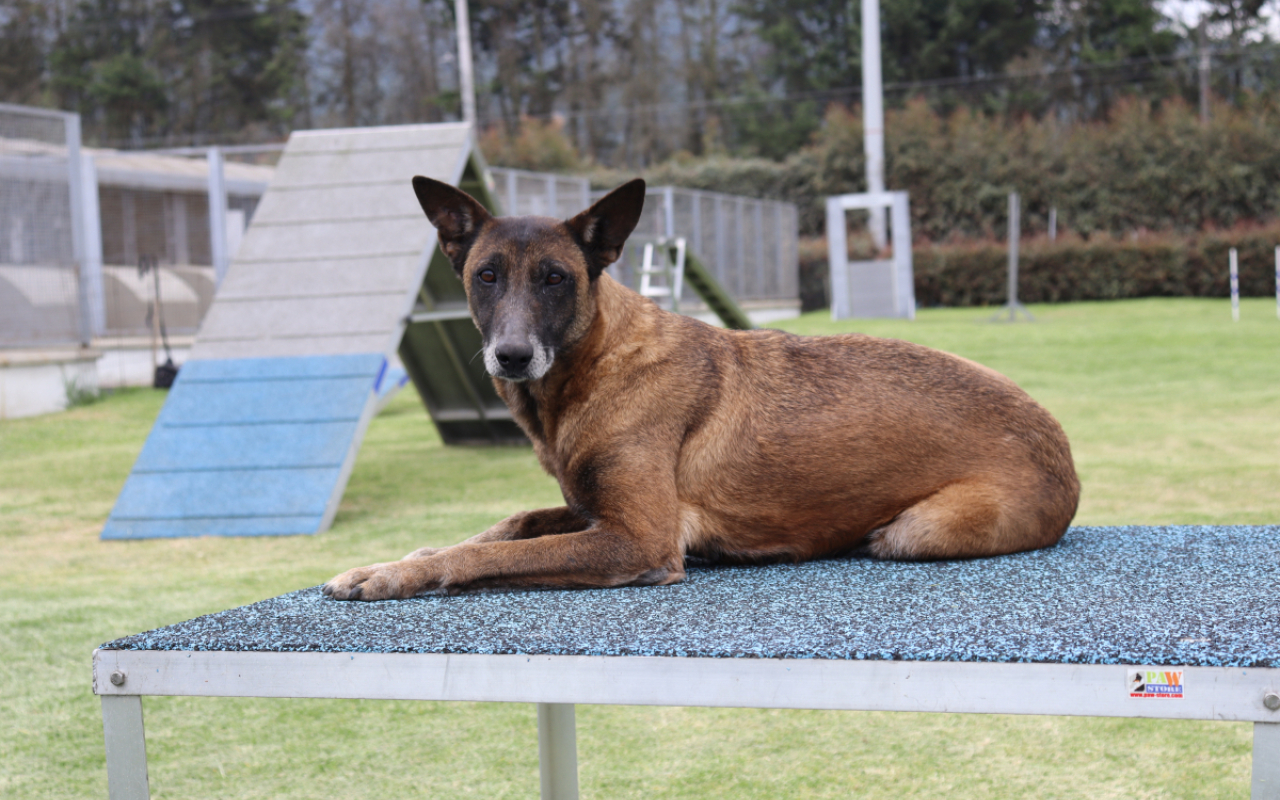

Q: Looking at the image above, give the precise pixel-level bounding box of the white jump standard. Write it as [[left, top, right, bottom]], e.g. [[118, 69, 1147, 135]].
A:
[[94, 525, 1280, 799]]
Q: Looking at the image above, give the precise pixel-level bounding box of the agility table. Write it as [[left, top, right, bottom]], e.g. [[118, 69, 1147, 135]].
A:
[[94, 525, 1280, 799]]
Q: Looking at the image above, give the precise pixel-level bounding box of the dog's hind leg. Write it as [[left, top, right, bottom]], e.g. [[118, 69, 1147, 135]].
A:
[[863, 479, 1062, 560]]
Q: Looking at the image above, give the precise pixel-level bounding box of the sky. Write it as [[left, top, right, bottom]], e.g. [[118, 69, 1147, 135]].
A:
[[1156, 0, 1280, 41]]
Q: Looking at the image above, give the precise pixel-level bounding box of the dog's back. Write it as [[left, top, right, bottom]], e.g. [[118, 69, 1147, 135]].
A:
[[555, 274, 1080, 565]]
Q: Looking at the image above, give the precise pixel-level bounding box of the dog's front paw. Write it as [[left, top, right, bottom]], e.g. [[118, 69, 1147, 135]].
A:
[[322, 562, 414, 601]]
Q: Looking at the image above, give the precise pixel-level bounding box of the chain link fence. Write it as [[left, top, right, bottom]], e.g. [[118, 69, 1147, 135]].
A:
[[4, 112, 797, 354], [487, 169, 799, 312], [2, 105, 274, 352], [0, 103, 89, 347], [616, 186, 799, 310], [489, 167, 593, 218], [93, 146, 272, 339]]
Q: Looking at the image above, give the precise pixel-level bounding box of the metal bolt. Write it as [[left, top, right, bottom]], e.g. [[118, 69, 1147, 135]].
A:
[[1265, 692, 1280, 711], [109, 670, 126, 687]]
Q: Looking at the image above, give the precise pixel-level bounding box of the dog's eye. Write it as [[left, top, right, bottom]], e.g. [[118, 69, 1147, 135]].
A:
[[478, 269, 496, 284], [546, 272, 564, 286]]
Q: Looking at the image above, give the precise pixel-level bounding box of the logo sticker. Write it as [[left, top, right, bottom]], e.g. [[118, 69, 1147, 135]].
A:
[[1128, 669, 1184, 699]]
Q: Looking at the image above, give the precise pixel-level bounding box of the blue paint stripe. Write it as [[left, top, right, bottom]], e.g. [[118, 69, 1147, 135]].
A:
[[181, 354, 385, 381], [156, 378, 374, 426], [102, 515, 326, 539], [160, 419, 361, 428], [133, 422, 358, 471], [109, 468, 342, 519]]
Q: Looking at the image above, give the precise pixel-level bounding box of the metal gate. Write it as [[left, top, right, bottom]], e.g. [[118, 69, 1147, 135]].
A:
[[0, 103, 94, 346]]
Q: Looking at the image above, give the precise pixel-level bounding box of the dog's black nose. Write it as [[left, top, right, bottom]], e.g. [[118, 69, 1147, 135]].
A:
[[495, 341, 533, 369]]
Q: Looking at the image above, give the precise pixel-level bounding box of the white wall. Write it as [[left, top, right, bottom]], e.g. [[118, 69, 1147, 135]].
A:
[[0, 351, 100, 419]]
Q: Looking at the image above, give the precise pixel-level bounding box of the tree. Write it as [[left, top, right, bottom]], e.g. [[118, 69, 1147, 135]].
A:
[[310, 0, 382, 126], [89, 53, 169, 145], [152, 0, 310, 137], [0, 1, 52, 105], [1203, 0, 1269, 46], [879, 0, 1041, 82], [1037, 0, 1182, 118], [49, 0, 163, 142], [49, 0, 308, 145], [735, 0, 1043, 158]]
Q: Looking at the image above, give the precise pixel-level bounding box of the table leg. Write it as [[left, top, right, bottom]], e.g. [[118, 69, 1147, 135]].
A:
[[537, 703, 579, 800], [1256, 722, 1280, 800], [101, 695, 150, 800]]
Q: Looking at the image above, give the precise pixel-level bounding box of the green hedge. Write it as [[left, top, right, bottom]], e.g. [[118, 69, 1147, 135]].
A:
[[587, 98, 1280, 241], [799, 225, 1280, 310]]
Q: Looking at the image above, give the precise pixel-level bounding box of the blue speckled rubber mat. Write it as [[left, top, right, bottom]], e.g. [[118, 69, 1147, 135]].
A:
[[101, 526, 1280, 667]]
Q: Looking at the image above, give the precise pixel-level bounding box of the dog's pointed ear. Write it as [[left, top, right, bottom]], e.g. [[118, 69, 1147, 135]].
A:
[[412, 176, 492, 273], [566, 178, 646, 279]]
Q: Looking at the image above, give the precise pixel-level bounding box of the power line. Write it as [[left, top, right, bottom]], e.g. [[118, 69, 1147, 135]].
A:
[[520, 41, 1280, 123]]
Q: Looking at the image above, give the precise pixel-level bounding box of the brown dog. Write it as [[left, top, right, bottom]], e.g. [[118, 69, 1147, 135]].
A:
[[323, 178, 1079, 601]]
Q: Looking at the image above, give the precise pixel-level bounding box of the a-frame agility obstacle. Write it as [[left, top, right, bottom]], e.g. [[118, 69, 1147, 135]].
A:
[[103, 122, 754, 539], [102, 123, 523, 539]]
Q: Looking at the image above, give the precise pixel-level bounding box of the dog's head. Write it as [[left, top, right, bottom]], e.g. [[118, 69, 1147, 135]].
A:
[[412, 176, 646, 382]]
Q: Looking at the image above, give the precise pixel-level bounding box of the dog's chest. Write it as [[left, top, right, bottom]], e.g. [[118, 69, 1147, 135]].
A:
[[497, 381, 575, 474]]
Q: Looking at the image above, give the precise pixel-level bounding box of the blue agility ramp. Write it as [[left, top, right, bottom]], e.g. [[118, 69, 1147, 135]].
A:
[[103, 122, 502, 538], [103, 354, 387, 538]]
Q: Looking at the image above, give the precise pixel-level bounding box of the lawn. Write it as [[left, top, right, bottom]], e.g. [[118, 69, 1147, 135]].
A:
[[1, 297, 1277, 798]]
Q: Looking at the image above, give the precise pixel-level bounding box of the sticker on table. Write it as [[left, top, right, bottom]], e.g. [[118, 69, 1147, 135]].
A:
[[1128, 668, 1184, 699]]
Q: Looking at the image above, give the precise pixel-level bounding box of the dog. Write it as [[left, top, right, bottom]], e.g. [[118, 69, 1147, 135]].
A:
[[322, 178, 1080, 601]]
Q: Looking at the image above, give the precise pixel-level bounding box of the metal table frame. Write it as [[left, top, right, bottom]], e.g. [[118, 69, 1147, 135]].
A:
[[94, 649, 1280, 799]]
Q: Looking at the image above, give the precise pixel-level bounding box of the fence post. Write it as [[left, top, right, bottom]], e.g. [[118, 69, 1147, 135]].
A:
[[1008, 192, 1020, 306], [691, 192, 702, 263], [774, 203, 784, 299], [663, 186, 675, 239], [207, 147, 229, 287], [79, 151, 105, 337], [735, 196, 746, 297], [754, 201, 766, 300], [64, 112, 94, 346], [1230, 247, 1239, 322], [827, 196, 848, 320], [715, 195, 727, 286], [892, 193, 916, 320]]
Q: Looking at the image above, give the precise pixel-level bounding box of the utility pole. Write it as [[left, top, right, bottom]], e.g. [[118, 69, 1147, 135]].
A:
[[862, 0, 887, 249], [456, 0, 477, 127]]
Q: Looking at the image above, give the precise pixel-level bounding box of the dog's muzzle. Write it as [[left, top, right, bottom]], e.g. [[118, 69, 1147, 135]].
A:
[[484, 335, 554, 382]]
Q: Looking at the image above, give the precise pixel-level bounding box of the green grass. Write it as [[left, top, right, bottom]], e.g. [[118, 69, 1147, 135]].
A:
[[2, 297, 1276, 798]]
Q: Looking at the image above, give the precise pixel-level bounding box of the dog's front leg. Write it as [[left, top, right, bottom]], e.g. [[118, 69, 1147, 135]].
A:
[[401, 506, 590, 559], [324, 463, 683, 599], [325, 525, 682, 599]]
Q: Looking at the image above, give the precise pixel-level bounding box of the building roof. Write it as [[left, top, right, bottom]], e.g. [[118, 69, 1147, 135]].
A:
[[0, 136, 274, 195]]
